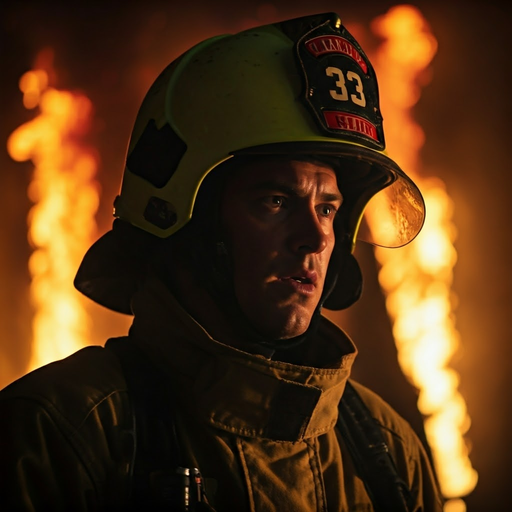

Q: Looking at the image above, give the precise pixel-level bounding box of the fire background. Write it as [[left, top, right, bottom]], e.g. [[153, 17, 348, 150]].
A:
[[0, 1, 511, 510]]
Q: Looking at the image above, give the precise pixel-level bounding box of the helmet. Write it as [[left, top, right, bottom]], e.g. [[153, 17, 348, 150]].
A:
[[75, 12, 425, 314]]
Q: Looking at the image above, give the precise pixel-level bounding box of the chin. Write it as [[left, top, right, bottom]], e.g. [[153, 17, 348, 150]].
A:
[[253, 305, 314, 340]]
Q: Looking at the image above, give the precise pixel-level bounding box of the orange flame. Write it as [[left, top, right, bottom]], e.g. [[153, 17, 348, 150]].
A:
[[7, 62, 99, 372], [368, 4, 478, 504]]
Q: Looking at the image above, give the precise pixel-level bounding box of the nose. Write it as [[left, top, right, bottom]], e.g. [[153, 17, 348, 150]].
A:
[[288, 208, 329, 255]]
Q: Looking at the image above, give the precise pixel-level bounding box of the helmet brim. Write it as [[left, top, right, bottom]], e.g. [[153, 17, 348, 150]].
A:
[[74, 220, 159, 314], [234, 141, 425, 249]]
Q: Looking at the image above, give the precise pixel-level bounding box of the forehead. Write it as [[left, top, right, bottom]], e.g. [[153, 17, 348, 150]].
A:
[[223, 157, 341, 195]]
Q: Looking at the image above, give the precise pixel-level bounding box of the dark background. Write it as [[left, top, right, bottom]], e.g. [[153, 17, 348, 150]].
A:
[[1, 1, 511, 510]]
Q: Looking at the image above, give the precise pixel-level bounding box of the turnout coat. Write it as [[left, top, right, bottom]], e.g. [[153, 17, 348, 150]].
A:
[[1, 278, 443, 511]]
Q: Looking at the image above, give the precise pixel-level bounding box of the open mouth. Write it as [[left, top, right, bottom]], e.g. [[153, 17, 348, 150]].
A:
[[279, 273, 317, 294], [290, 276, 313, 284], [281, 276, 316, 295]]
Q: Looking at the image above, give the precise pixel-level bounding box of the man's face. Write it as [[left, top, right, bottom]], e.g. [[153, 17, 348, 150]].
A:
[[221, 158, 342, 340]]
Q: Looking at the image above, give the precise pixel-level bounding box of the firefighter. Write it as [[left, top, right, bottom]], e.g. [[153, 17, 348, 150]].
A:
[[1, 12, 443, 511]]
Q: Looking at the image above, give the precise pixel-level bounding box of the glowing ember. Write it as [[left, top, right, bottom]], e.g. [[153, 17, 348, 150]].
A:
[[367, 4, 478, 503], [7, 61, 99, 372]]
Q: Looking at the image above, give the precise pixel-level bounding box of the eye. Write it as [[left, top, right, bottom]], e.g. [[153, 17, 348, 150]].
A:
[[264, 196, 286, 209], [318, 204, 338, 217]]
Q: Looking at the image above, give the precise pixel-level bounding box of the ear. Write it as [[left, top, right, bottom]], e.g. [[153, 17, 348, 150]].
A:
[[322, 252, 363, 310]]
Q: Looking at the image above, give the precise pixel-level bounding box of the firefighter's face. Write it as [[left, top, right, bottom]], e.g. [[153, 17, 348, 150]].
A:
[[221, 158, 342, 340]]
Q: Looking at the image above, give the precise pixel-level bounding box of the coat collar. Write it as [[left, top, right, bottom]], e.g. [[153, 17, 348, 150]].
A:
[[129, 278, 357, 442]]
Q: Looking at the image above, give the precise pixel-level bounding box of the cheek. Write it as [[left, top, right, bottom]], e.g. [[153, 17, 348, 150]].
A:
[[230, 228, 273, 274], [317, 232, 336, 278], [326, 232, 336, 259], [225, 224, 280, 293]]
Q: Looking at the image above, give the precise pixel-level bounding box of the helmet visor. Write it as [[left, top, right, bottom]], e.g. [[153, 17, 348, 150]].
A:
[[355, 168, 425, 248], [234, 141, 425, 249]]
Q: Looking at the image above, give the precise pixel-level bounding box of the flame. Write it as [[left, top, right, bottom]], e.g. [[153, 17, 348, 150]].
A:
[[367, 5, 478, 503], [7, 61, 99, 372]]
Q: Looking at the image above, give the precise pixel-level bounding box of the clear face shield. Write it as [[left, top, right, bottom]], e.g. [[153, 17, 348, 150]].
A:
[[358, 173, 425, 248], [335, 153, 425, 250]]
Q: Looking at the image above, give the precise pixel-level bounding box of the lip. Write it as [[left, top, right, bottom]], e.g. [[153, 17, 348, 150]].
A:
[[278, 270, 318, 295]]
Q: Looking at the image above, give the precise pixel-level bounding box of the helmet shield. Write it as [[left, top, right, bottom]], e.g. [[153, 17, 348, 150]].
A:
[[292, 13, 385, 150]]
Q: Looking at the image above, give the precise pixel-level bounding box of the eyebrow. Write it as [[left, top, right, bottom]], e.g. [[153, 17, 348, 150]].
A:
[[251, 180, 343, 203]]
